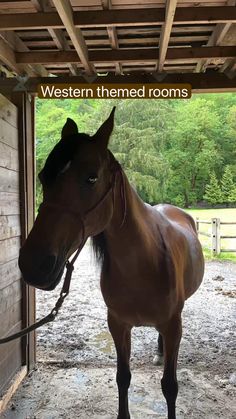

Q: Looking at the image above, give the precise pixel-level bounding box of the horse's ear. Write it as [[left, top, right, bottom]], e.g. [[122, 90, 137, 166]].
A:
[[61, 118, 78, 139], [93, 107, 116, 148]]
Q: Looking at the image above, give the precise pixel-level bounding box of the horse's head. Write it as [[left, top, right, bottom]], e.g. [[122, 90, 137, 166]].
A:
[[19, 107, 117, 290]]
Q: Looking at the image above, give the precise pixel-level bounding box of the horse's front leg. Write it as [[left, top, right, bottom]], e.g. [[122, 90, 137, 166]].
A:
[[108, 310, 132, 419], [160, 314, 182, 419]]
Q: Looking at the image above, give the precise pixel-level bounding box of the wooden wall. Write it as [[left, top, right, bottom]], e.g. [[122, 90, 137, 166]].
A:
[[0, 94, 24, 395]]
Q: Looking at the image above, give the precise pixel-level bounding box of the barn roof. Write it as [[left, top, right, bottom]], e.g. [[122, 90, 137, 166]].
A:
[[0, 0, 235, 91]]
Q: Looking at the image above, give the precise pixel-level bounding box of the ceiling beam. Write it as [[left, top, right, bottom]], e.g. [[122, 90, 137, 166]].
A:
[[0, 31, 47, 76], [48, 29, 79, 75], [102, 0, 122, 75], [31, 0, 79, 76], [195, 23, 233, 72], [0, 7, 236, 30], [75, 7, 236, 27], [0, 72, 235, 93], [158, 0, 178, 72], [15, 46, 236, 65], [0, 38, 18, 73], [195, 0, 236, 73], [50, 0, 93, 75]]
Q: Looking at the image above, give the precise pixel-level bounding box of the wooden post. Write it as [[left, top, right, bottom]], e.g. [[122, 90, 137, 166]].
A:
[[196, 217, 199, 234], [211, 218, 221, 256]]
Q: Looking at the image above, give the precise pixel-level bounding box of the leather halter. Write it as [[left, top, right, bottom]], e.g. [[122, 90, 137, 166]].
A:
[[0, 160, 126, 345]]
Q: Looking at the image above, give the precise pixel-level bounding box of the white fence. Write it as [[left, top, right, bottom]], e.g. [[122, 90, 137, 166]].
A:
[[196, 218, 236, 255]]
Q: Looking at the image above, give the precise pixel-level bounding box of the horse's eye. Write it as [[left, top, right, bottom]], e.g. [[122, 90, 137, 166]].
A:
[[87, 176, 98, 184]]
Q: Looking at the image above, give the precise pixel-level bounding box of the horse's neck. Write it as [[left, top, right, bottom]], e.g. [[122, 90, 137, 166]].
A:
[[104, 171, 158, 268]]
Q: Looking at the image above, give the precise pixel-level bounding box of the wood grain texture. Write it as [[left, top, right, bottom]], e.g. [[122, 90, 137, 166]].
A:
[[0, 118, 18, 150], [0, 341, 22, 395], [0, 321, 22, 364], [0, 258, 21, 290], [0, 167, 19, 193], [0, 215, 21, 240], [0, 95, 18, 128], [0, 141, 19, 171], [0, 236, 21, 264], [0, 194, 20, 215], [0, 366, 27, 413]]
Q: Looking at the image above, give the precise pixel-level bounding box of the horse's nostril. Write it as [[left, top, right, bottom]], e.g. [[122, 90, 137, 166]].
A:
[[39, 254, 57, 275]]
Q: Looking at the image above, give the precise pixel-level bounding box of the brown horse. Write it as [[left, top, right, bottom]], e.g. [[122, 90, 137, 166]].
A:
[[19, 108, 204, 419]]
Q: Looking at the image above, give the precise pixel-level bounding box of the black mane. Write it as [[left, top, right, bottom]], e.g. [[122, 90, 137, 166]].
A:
[[91, 233, 109, 270]]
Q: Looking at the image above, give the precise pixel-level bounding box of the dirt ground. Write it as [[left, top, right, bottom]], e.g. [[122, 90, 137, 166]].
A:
[[3, 242, 236, 419]]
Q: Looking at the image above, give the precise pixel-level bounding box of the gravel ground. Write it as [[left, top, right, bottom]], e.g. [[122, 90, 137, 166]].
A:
[[3, 242, 236, 419]]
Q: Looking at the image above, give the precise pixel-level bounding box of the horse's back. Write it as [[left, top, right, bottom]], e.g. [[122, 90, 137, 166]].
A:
[[153, 204, 204, 300]]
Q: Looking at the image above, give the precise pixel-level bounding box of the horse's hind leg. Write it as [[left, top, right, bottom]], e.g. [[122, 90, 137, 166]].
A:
[[160, 314, 182, 419], [108, 311, 132, 419], [153, 332, 164, 365]]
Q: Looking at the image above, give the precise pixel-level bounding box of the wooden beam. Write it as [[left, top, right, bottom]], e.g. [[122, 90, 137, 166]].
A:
[[102, 0, 121, 75], [0, 37, 19, 73], [195, 0, 236, 73], [75, 7, 236, 27], [51, 0, 93, 75], [0, 7, 236, 30], [0, 72, 235, 93], [48, 29, 79, 75], [15, 46, 236, 65], [0, 31, 47, 77], [31, 0, 78, 77], [158, 0, 177, 72], [0, 12, 63, 30], [0, 366, 27, 414]]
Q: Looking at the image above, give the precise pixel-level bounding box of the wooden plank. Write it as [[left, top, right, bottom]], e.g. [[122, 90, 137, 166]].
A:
[[0, 278, 22, 314], [1, 71, 236, 92], [12, 92, 36, 371], [0, 366, 27, 414], [0, 167, 19, 193], [0, 322, 22, 364], [75, 7, 236, 27], [196, 0, 236, 72], [0, 215, 21, 240], [0, 258, 21, 290], [51, 0, 94, 74], [0, 94, 17, 128], [0, 37, 19, 73], [15, 46, 236, 64], [0, 343, 22, 396], [0, 142, 19, 171], [0, 7, 236, 30], [0, 236, 21, 264], [158, 0, 178, 71], [0, 192, 20, 215], [0, 119, 18, 150], [32, 0, 78, 76], [221, 248, 236, 252], [0, 12, 63, 30]]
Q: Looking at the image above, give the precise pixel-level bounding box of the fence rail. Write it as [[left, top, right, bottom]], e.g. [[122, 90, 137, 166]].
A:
[[196, 217, 236, 255]]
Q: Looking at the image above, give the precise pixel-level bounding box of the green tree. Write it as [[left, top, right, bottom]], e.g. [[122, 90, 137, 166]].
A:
[[221, 165, 236, 205], [204, 172, 222, 205], [166, 98, 221, 207]]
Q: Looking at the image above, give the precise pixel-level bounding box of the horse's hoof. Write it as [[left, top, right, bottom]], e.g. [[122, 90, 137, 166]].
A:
[[153, 354, 163, 365]]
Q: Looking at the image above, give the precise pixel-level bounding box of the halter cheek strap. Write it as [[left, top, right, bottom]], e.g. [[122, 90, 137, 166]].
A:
[[0, 162, 126, 345]]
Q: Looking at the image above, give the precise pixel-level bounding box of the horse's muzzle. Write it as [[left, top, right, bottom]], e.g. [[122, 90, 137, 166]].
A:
[[18, 248, 65, 291]]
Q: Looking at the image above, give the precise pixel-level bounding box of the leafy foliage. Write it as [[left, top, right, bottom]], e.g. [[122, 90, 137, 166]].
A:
[[203, 172, 222, 205], [36, 94, 236, 208]]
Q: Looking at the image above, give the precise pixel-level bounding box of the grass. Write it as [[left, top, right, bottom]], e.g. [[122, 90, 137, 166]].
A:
[[185, 208, 236, 262]]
